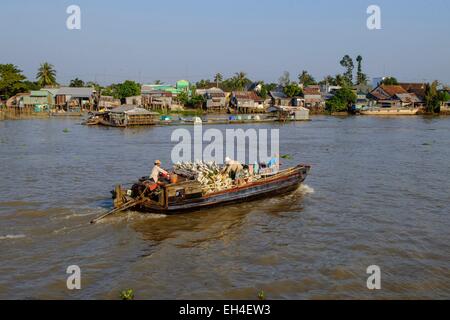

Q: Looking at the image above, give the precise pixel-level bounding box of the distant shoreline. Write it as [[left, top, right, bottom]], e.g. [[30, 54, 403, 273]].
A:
[[1, 110, 449, 122]]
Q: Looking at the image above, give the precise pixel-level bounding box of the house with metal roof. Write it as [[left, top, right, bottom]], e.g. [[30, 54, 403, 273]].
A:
[[269, 91, 295, 107], [398, 83, 427, 100], [368, 85, 422, 108], [303, 85, 325, 112], [21, 90, 55, 112], [53, 87, 95, 111], [230, 91, 265, 113], [196, 87, 227, 112], [142, 90, 173, 111]]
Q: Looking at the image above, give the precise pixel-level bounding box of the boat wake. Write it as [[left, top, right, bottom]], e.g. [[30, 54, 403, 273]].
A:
[[126, 211, 168, 221], [0, 234, 26, 240], [297, 184, 315, 195], [61, 211, 100, 220], [93, 211, 167, 225]]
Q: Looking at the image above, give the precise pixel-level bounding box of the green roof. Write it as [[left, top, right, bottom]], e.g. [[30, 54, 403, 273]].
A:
[[176, 80, 190, 90], [31, 90, 50, 97]]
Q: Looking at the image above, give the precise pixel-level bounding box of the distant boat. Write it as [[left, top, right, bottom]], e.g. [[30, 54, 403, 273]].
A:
[[360, 107, 420, 115], [83, 105, 159, 127]]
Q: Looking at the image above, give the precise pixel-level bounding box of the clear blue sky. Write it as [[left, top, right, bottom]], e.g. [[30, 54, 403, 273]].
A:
[[1, 0, 449, 85]]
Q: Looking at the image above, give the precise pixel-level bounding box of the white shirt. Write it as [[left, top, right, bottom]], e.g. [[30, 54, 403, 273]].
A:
[[151, 165, 168, 183]]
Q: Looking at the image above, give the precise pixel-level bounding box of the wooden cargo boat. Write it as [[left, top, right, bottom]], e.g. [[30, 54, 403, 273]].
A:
[[360, 107, 420, 115], [111, 164, 310, 215], [83, 105, 159, 127]]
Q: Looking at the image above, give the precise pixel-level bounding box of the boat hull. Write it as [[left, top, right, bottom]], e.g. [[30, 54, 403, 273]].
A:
[[360, 108, 420, 115]]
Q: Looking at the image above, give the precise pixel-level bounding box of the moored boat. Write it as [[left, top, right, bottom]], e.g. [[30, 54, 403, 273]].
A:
[[360, 107, 420, 115]]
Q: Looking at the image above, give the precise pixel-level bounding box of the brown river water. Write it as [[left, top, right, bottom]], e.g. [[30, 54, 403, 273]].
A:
[[0, 116, 449, 299]]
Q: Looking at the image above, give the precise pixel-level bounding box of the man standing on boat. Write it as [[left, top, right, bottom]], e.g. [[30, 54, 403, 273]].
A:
[[222, 157, 243, 180], [150, 160, 170, 185]]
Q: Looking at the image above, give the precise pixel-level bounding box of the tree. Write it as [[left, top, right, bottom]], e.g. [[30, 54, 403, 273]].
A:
[[178, 86, 205, 108], [283, 82, 302, 98], [298, 70, 316, 86], [195, 79, 211, 89], [36, 62, 57, 87], [424, 81, 449, 114], [380, 77, 399, 85], [0, 64, 27, 99], [233, 71, 251, 91], [319, 75, 337, 86], [356, 55, 368, 85], [255, 81, 269, 99], [340, 55, 354, 85], [214, 73, 223, 87], [326, 87, 357, 113], [22, 80, 40, 91], [101, 87, 114, 97], [335, 74, 349, 87], [69, 78, 85, 87], [264, 83, 278, 92], [86, 81, 102, 92], [190, 92, 205, 108], [278, 71, 291, 87], [154, 80, 163, 85], [113, 80, 141, 99]]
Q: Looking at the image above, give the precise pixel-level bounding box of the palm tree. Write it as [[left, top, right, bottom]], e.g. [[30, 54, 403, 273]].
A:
[[69, 78, 85, 87], [233, 71, 250, 91], [356, 55, 367, 85], [214, 73, 223, 88], [298, 70, 316, 86], [36, 62, 57, 87]]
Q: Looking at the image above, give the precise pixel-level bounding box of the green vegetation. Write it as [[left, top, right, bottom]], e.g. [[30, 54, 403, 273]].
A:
[[120, 289, 134, 300], [102, 80, 141, 100], [22, 80, 40, 91], [283, 82, 302, 98], [257, 82, 278, 99], [318, 74, 350, 87], [0, 64, 27, 100], [36, 62, 57, 87], [114, 80, 141, 99], [424, 81, 450, 114], [281, 154, 293, 160], [195, 79, 211, 89], [219, 72, 252, 92], [326, 86, 357, 113], [340, 55, 354, 85], [257, 290, 266, 300], [178, 87, 205, 109], [214, 73, 223, 87], [380, 77, 399, 85], [69, 78, 85, 87], [318, 75, 336, 86], [356, 55, 368, 86], [231, 71, 252, 91], [298, 70, 316, 86]]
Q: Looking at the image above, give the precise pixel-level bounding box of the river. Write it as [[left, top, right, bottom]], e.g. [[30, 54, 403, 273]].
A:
[[0, 116, 449, 299]]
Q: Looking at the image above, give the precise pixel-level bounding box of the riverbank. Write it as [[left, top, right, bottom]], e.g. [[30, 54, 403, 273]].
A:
[[0, 108, 84, 120], [2, 108, 450, 122]]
